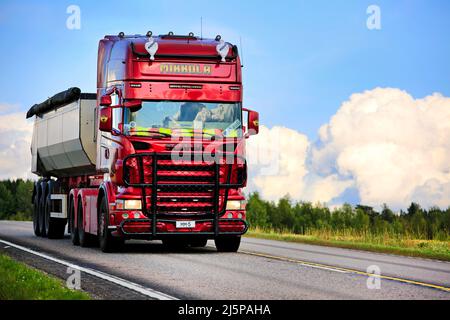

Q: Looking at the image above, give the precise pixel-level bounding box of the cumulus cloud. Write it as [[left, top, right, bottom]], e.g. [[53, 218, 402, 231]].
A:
[[247, 88, 450, 209], [246, 126, 309, 201], [0, 105, 34, 180], [246, 126, 353, 203]]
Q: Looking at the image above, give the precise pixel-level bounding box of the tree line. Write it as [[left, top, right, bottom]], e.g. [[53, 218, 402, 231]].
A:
[[0, 179, 34, 221], [246, 193, 450, 240], [0, 180, 449, 240]]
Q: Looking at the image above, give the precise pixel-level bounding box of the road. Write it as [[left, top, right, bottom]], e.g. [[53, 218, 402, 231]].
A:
[[0, 221, 449, 300]]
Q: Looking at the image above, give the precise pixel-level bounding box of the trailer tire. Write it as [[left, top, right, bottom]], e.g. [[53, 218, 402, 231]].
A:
[[78, 199, 96, 247], [44, 194, 66, 239], [215, 236, 241, 252], [98, 196, 123, 253], [39, 184, 47, 237], [33, 195, 41, 237], [69, 198, 79, 245]]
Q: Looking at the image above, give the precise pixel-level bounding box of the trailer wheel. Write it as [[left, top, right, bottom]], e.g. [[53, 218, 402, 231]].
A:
[[44, 194, 66, 239], [78, 199, 96, 247], [98, 196, 123, 253], [215, 236, 241, 252], [39, 185, 47, 237], [69, 199, 79, 245], [33, 195, 41, 237]]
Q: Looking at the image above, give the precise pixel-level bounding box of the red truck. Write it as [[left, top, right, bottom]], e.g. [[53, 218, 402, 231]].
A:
[[26, 32, 259, 252]]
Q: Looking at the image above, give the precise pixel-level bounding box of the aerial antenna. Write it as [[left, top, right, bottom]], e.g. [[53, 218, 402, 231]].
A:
[[200, 16, 203, 39], [239, 36, 244, 67]]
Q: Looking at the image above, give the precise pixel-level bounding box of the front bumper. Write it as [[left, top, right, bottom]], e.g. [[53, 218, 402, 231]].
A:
[[112, 218, 248, 239]]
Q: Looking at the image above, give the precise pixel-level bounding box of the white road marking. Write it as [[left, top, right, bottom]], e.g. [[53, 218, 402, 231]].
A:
[[0, 239, 178, 300]]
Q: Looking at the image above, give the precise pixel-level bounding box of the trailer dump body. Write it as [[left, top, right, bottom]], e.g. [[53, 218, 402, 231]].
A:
[[28, 32, 259, 253], [30, 89, 97, 177]]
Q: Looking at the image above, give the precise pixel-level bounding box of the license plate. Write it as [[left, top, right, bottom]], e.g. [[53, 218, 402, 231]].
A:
[[176, 221, 196, 228]]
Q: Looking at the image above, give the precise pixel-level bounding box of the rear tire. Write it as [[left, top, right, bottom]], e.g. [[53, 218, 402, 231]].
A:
[[33, 195, 41, 237], [45, 194, 66, 239], [70, 199, 79, 245], [98, 196, 123, 253], [215, 236, 241, 252], [78, 199, 96, 247]]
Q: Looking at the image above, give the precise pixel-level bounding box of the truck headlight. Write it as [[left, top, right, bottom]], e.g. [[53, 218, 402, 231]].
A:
[[226, 200, 246, 211], [116, 199, 142, 210]]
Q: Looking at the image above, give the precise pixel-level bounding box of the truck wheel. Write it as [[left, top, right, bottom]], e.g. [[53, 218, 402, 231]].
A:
[[215, 236, 241, 252], [78, 199, 96, 247], [69, 199, 79, 245], [189, 238, 208, 248], [33, 195, 41, 236], [98, 197, 123, 253], [44, 194, 66, 239], [39, 189, 47, 237]]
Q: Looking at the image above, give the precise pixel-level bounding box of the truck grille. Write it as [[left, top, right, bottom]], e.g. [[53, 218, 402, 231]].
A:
[[123, 153, 245, 217]]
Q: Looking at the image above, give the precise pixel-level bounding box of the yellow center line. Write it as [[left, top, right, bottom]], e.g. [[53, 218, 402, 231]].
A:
[[239, 250, 450, 293]]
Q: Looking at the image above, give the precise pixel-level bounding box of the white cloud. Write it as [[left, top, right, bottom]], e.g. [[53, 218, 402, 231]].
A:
[[246, 126, 309, 201], [312, 88, 450, 209], [247, 88, 450, 210], [0, 106, 34, 180]]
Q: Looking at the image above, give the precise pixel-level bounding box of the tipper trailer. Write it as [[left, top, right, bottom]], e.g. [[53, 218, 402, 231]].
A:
[[27, 32, 259, 252]]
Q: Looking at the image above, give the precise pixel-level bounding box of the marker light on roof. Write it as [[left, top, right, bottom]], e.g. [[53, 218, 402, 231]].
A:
[[145, 36, 158, 61], [216, 40, 230, 62]]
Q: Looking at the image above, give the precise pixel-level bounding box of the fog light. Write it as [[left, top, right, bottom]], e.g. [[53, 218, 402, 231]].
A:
[[226, 200, 246, 211], [116, 199, 142, 210], [122, 213, 129, 219]]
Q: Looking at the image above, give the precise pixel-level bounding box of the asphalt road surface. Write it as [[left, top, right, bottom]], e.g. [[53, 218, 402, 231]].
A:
[[0, 221, 449, 300]]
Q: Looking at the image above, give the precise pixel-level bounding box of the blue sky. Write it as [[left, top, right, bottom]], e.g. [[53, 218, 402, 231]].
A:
[[1, 0, 449, 138], [1, 0, 449, 208]]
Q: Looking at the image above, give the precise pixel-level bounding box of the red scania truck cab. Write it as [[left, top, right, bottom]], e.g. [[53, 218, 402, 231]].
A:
[[27, 32, 259, 252]]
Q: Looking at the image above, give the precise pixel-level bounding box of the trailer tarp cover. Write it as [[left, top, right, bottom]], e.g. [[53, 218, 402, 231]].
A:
[[26, 87, 82, 119]]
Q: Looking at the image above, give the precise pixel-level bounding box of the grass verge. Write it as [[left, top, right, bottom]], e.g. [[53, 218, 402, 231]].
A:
[[245, 229, 450, 262], [0, 254, 90, 300]]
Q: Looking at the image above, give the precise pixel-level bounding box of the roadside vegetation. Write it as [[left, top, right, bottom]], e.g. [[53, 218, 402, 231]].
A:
[[0, 179, 34, 221], [0, 180, 448, 260], [246, 193, 450, 261], [0, 254, 90, 300]]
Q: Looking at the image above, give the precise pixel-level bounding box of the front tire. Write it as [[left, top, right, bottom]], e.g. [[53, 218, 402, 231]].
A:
[[98, 196, 123, 253], [215, 236, 241, 252]]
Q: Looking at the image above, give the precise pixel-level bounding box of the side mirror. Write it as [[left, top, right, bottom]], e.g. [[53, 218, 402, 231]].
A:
[[244, 108, 259, 137], [99, 107, 112, 132], [100, 94, 112, 107]]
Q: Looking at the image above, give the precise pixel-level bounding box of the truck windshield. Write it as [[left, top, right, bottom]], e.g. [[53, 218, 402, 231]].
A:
[[123, 101, 242, 138]]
